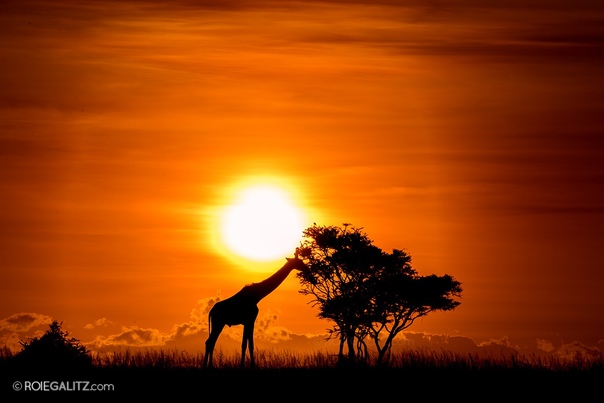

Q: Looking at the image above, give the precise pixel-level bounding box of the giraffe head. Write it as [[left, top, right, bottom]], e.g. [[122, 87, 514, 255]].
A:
[[285, 253, 313, 283], [285, 252, 309, 271]]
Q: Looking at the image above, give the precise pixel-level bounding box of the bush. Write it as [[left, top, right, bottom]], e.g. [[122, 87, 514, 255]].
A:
[[15, 321, 92, 371]]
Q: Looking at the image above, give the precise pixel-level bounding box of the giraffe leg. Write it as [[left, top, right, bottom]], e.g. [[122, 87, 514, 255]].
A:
[[249, 333, 255, 369], [242, 322, 256, 369], [203, 323, 224, 369], [240, 327, 248, 368]]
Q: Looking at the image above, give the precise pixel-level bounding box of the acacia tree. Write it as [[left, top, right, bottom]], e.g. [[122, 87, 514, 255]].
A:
[[296, 223, 462, 365], [366, 266, 462, 364], [296, 224, 382, 363]]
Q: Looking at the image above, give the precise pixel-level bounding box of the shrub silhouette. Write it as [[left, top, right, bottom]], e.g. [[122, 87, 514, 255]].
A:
[[16, 321, 92, 370]]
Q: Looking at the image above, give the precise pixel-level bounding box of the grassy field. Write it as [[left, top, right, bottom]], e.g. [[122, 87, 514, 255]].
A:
[[3, 348, 602, 399]]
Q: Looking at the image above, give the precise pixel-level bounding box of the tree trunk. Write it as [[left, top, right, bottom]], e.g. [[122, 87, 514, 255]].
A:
[[376, 331, 397, 365], [346, 331, 356, 362]]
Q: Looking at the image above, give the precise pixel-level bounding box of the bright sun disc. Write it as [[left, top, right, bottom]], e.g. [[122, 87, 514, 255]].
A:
[[219, 184, 305, 262]]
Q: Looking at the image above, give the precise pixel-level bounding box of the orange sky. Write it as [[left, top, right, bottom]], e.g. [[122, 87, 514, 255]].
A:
[[1, 0, 604, 358]]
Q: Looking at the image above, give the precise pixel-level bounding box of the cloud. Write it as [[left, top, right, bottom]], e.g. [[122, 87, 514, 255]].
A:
[[170, 297, 218, 340], [0, 312, 54, 352], [402, 332, 479, 353], [81, 298, 604, 361], [84, 297, 317, 352], [188, 297, 218, 326], [87, 326, 169, 349], [400, 333, 604, 362], [172, 298, 296, 345], [401, 333, 526, 359], [230, 309, 293, 344], [84, 317, 115, 330], [536, 338, 555, 353], [554, 341, 603, 361], [0, 312, 53, 333], [87, 298, 216, 350]]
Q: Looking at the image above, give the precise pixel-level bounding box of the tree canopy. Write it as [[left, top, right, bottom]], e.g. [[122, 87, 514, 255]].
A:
[[296, 223, 462, 364]]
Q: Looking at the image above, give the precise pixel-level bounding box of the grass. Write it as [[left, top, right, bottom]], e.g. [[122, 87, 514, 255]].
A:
[[2, 347, 602, 398], [86, 347, 604, 372], [91, 348, 343, 370]]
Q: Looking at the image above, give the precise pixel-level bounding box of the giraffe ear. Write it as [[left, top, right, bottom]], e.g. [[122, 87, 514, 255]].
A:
[[285, 257, 292, 262]]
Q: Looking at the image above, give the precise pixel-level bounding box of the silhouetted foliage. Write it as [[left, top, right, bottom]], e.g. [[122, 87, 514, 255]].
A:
[[15, 321, 92, 371], [296, 224, 463, 365]]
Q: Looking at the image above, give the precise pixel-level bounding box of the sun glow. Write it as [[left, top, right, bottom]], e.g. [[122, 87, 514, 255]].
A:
[[217, 182, 307, 263]]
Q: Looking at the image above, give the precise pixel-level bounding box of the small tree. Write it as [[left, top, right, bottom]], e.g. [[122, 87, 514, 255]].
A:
[[367, 269, 462, 364], [17, 321, 92, 370], [296, 223, 462, 365]]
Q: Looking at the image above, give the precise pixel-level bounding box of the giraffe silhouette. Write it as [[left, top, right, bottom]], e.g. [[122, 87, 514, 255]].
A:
[[202, 255, 309, 369]]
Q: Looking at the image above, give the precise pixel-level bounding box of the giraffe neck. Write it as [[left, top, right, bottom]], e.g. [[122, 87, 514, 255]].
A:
[[245, 263, 295, 303]]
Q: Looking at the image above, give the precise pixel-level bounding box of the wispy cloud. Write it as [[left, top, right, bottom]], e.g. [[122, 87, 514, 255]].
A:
[[1, 308, 600, 360], [0, 312, 53, 333], [0, 313, 54, 352], [84, 317, 115, 330], [85, 297, 300, 350], [88, 326, 170, 349]]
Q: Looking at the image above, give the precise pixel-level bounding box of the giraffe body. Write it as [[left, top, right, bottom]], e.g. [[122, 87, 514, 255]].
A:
[[203, 256, 308, 368]]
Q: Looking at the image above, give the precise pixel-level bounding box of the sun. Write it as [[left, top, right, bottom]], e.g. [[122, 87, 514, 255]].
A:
[[218, 183, 306, 262]]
